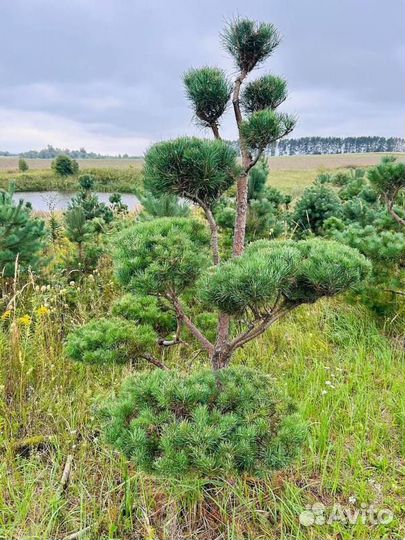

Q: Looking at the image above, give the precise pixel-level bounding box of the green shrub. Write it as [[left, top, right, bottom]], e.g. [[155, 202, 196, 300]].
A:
[[193, 312, 218, 343], [0, 188, 46, 277], [328, 223, 405, 262], [65, 317, 157, 364], [368, 155, 405, 196], [18, 158, 29, 172], [140, 193, 190, 218], [103, 366, 307, 478], [51, 155, 79, 177], [291, 184, 343, 236]]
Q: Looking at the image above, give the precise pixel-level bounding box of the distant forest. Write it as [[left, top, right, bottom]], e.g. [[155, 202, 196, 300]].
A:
[[0, 145, 140, 159], [275, 136, 405, 156], [226, 136, 405, 156], [0, 137, 404, 159]]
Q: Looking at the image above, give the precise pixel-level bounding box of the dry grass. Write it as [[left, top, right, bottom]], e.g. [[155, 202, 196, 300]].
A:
[[1, 152, 404, 173], [266, 152, 405, 171], [0, 157, 144, 172]]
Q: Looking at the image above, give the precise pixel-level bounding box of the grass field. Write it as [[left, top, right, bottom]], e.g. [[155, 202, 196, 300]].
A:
[[0, 157, 143, 172], [1, 153, 404, 198], [1, 284, 404, 539], [1, 152, 404, 173]]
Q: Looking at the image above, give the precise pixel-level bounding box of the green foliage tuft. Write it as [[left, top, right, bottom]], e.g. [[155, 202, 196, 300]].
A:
[[113, 217, 210, 296], [64, 207, 91, 247], [184, 67, 232, 128], [112, 293, 176, 334], [140, 192, 190, 218], [286, 239, 372, 304], [68, 188, 113, 226], [222, 18, 281, 73], [240, 111, 296, 151], [144, 137, 240, 206], [199, 242, 298, 314], [103, 366, 307, 478], [199, 239, 371, 314], [65, 317, 157, 364], [78, 174, 95, 191], [242, 75, 287, 113]]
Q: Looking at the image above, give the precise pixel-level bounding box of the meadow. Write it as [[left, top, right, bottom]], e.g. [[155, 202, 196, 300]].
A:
[[2, 152, 405, 172], [1, 152, 405, 539], [2, 153, 404, 198], [1, 280, 404, 539]]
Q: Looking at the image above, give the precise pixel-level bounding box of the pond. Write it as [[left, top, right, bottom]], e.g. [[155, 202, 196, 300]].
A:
[[12, 191, 140, 212]]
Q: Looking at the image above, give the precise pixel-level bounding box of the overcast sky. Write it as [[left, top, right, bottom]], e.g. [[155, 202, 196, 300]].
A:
[[1, 0, 404, 155]]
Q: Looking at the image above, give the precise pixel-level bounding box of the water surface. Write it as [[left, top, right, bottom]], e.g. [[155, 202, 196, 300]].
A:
[[12, 191, 140, 212]]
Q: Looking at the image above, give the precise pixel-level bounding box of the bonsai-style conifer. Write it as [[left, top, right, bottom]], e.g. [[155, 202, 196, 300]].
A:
[[89, 18, 372, 479], [117, 18, 371, 369]]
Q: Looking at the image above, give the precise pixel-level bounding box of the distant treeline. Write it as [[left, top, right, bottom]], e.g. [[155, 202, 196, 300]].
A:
[[0, 145, 140, 159], [276, 137, 405, 155], [1, 138, 404, 159], [226, 136, 405, 156]]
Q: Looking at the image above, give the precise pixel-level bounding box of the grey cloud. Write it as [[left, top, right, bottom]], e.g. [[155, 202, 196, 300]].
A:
[[1, 0, 404, 153]]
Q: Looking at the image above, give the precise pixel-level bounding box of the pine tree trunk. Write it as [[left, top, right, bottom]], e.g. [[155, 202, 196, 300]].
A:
[[232, 170, 249, 256], [211, 343, 232, 370]]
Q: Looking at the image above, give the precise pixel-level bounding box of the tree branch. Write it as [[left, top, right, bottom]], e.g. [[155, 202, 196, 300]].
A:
[[232, 171, 249, 256], [211, 312, 231, 369], [385, 193, 405, 228], [210, 122, 221, 140], [246, 149, 265, 173], [383, 288, 405, 297], [167, 293, 214, 355], [231, 70, 252, 257], [140, 353, 167, 370], [232, 71, 247, 128], [230, 303, 297, 351], [194, 196, 220, 265], [158, 319, 184, 347]]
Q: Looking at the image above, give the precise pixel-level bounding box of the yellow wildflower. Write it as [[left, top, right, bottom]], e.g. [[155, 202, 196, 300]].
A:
[[36, 305, 50, 317], [1, 310, 11, 321], [18, 315, 32, 326]]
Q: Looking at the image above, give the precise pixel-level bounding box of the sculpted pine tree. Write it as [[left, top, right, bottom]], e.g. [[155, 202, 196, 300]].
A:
[[115, 18, 371, 370], [66, 19, 374, 479]]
